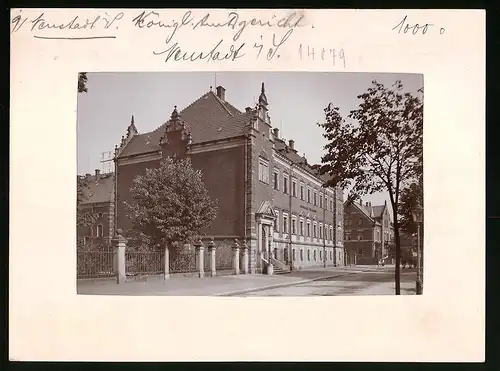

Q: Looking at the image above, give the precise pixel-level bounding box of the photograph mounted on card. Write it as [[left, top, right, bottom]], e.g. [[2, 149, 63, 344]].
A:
[[10, 8, 484, 362]]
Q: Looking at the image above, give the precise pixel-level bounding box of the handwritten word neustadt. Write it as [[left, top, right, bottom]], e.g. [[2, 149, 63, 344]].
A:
[[11, 10, 124, 39], [298, 44, 346, 67], [392, 15, 446, 35], [132, 10, 306, 44]]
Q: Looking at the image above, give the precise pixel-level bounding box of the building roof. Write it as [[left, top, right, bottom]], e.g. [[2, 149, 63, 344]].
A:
[[274, 138, 332, 185], [372, 205, 385, 218], [78, 172, 114, 205], [115, 84, 337, 189], [117, 90, 252, 158]]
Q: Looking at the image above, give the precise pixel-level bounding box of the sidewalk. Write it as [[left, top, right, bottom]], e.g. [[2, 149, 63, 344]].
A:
[[77, 267, 353, 296]]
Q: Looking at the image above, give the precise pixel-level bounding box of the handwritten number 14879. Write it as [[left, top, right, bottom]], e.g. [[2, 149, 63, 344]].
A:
[[298, 44, 346, 67]]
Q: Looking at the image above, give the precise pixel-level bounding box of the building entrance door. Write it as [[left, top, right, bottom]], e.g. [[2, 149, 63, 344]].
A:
[[261, 225, 267, 260]]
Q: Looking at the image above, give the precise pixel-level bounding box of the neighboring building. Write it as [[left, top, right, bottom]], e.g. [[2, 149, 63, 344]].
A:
[[113, 83, 344, 272], [77, 170, 115, 246], [344, 199, 393, 265]]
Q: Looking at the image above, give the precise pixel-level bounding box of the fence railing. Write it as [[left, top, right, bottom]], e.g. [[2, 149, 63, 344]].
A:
[[77, 249, 115, 279], [169, 252, 197, 273], [126, 250, 165, 276]]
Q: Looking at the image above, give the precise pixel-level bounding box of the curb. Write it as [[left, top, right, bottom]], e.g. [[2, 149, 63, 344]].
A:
[[213, 272, 356, 297]]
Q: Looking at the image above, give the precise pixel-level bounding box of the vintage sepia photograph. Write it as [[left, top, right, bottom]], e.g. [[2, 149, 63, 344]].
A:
[[76, 71, 424, 297]]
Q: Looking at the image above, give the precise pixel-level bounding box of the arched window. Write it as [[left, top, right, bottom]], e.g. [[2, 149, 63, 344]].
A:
[[97, 224, 103, 238]]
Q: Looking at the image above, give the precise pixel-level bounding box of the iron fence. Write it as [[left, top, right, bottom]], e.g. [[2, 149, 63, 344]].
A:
[[215, 245, 233, 271], [77, 248, 115, 279], [126, 250, 165, 276], [169, 252, 197, 274]]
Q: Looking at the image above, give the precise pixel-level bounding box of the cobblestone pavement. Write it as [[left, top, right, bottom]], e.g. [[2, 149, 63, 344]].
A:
[[233, 270, 417, 296], [77, 265, 416, 296]]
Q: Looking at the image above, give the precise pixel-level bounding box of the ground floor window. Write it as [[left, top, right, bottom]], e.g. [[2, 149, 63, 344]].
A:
[[319, 250, 322, 260], [330, 251, 333, 260], [307, 250, 310, 261], [300, 249, 304, 261], [292, 249, 296, 261], [313, 250, 317, 261]]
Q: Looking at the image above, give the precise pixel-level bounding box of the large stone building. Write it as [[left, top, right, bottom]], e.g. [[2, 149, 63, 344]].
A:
[[77, 170, 115, 246], [344, 199, 393, 265], [113, 83, 344, 272]]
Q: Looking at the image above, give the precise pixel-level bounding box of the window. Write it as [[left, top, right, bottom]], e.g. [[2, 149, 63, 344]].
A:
[[98, 212, 103, 219], [346, 234, 351, 240], [292, 180, 297, 197], [358, 248, 363, 256], [320, 195, 323, 209], [319, 250, 322, 260], [292, 249, 296, 261], [330, 251, 333, 260], [84, 236, 90, 244], [358, 219, 363, 226], [358, 234, 362, 241], [283, 176, 288, 194], [300, 183, 304, 200], [307, 222, 311, 237], [313, 191, 317, 206], [345, 219, 351, 228], [324, 226, 327, 240], [292, 218, 297, 234], [300, 249, 304, 261], [319, 224, 323, 239], [97, 224, 103, 238], [273, 170, 279, 190], [330, 227, 334, 241], [314, 250, 317, 261], [283, 215, 288, 233], [274, 211, 279, 232], [259, 159, 269, 183], [325, 196, 328, 210], [307, 250, 311, 261], [313, 224, 317, 238], [330, 199, 333, 211], [307, 188, 311, 203], [300, 220, 304, 235]]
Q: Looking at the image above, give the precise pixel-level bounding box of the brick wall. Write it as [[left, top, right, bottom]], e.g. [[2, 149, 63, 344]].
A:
[[191, 146, 245, 237]]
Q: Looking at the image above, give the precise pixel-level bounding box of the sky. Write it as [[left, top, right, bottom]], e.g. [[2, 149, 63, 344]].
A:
[[77, 71, 423, 212]]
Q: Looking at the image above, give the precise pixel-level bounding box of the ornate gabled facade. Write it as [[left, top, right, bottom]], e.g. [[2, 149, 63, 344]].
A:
[[343, 198, 394, 265], [113, 84, 344, 272]]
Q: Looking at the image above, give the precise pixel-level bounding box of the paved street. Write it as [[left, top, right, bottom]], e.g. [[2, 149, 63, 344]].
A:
[[77, 265, 417, 296], [229, 269, 417, 296]]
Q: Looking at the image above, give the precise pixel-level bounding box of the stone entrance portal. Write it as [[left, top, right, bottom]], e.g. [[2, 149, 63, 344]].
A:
[[255, 200, 277, 274]]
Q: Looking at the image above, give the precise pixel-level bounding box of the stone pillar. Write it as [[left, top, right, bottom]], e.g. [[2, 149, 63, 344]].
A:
[[113, 229, 127, 284], [164, 244, 170, 280], [207, 237, 216, 277], [242, 240, 249, 274], [233, 239, 240, 275], [194, 239, 204, 278]]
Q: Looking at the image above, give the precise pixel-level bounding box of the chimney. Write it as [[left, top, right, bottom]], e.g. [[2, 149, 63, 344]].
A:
[[288, 139, 295, 149], [216, 86, 226, 101], [273, 128, 279, 137], [245, 107, 252, 113], [359, 199, 362, 205], [366, 202, 369, 207], [95, 169, 101, 177]]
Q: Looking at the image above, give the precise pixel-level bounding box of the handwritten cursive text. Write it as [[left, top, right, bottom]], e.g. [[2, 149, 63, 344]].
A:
[[153, 39, 246, 63]]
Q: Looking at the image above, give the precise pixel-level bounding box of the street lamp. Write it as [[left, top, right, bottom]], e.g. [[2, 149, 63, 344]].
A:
[[411, 203, 423, 295]]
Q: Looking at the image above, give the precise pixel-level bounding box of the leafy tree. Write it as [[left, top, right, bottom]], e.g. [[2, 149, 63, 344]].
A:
[[317, 80, 423, 294], [78, 72, 88, 93], [399, 181, 423, 235], [76, 176, 96, 229], [126, 157, 218, 253]]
